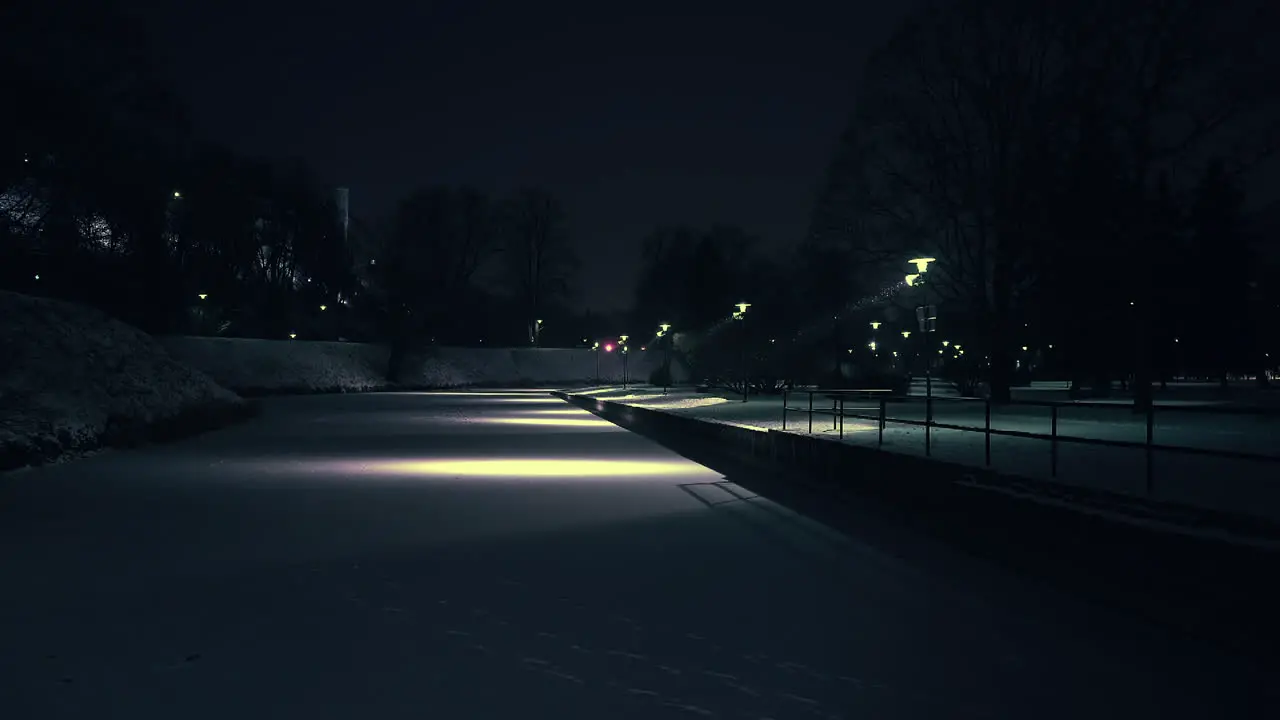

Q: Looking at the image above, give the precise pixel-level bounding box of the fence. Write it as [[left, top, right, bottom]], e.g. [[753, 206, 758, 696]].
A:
[[781, 388, 1280, 496]]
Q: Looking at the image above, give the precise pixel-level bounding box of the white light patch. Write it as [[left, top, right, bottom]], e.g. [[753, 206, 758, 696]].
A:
[[572, 387, 620, 395], [484, 417, 615, 428], [628, 397, 730, 410], [521, 408, 598, 415], [489, 397, 569, 404], [419, 391, 556, 397], [356, 458, 713, 477]]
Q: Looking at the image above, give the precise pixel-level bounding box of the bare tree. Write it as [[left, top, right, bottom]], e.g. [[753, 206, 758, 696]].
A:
[[827, 0, 1278, 403], [497, 189, 578, 345], [376, 186, 498, 378]]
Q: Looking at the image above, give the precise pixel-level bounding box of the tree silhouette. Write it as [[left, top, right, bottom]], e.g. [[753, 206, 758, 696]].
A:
[[373, 186, 497, 378], [497, 189, 578, 345]]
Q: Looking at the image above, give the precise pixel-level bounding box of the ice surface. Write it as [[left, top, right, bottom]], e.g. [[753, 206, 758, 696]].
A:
[[1, 391, 1272, 718]]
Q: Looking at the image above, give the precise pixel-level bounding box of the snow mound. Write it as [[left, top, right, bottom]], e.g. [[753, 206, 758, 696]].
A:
[[0, 291, 250, 471], [162, 338, 687, 394], [161, 337, 392, 395]]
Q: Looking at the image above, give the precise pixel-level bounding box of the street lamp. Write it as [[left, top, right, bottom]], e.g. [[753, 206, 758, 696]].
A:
[[533, 319, 544, 347], [198, 293, 207, 301], [592, 341, 601, 383], [619, 335, 630, 389], [319, 304, 327, 311], [733, 303, 751, 402], [658, 323, 673, 394], [907, 256, 937, 406]]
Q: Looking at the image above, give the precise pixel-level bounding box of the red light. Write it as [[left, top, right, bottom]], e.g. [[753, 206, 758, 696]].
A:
[[604, 343, 614, 352]]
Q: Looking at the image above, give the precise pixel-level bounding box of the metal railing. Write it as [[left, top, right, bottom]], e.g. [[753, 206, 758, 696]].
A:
[[781, 388, 1280, 496]]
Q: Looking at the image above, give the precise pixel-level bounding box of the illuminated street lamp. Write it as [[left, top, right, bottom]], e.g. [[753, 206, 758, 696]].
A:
[[198, 293, 208, 301], [658, 323, 673, 394], [733, 302, 750, 402], [593, 341, 601, 383], [319, 304, 327, 311], [289, 333, 297, 339], [173, 190, 182, 199], [902, 330, 911, 339], [619, 335, 630, 389], [906, 257, 938, 420], [909, 257, 936, 273]]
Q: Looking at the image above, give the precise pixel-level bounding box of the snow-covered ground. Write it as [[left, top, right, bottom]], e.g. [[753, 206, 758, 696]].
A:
[[162, 337, 685, 394], [563, 385, 1280, 527], [0, 292, 248, 471], [2, 392, 1273, 717]]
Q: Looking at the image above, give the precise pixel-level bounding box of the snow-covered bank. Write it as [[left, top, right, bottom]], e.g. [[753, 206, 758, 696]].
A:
[[160, 337, 685, 394], [0, 292, 253, 472]]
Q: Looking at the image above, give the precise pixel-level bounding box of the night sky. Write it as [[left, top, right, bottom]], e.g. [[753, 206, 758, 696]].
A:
[[128, 0, 910, 311]]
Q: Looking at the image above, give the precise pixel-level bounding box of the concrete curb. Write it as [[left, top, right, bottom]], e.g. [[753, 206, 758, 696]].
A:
[[556, 390, 1280, 666], [554, 391, 1280, 544]]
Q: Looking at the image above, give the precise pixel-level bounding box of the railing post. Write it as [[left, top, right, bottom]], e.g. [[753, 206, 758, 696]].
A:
[[1050, 405, 1059, 478], [925, 396, 932, 457], [878, 397, 886, 448], [838, 397, 844, 439], [808, 391, 813, 435], [782, 388, 788, 431], [984, 400, 991, 466], [1145, 402, 1155, 497]]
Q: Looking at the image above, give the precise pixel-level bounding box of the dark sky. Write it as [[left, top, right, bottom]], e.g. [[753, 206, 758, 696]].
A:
[[129, 0, 910, 312]]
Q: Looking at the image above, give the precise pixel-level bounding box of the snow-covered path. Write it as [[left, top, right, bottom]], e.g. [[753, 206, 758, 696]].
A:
[[0, 391, 1273, 718]]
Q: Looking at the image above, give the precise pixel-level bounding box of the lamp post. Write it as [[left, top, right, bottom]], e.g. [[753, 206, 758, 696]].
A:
[[619, 335, 630, 389], [870, 321, 882, 367], [593, 341, 601, 384], [906, 257, 936, 403], [659, 323, 672, 394], [533, 319, 544, 347], [734, 302, 751, 402]]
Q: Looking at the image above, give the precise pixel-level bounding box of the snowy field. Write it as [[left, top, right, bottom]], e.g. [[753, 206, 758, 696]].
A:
[[0, 292, 249, 471], [161, 336, 684, 395], [1, 390, 1273, 718], [562, 385, 1280, 525]]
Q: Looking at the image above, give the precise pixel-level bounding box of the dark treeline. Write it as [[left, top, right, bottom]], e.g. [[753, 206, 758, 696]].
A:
[[628, 0, 1280, 404], [1, 0, 583, 382], [5, 0, 1278, 399]]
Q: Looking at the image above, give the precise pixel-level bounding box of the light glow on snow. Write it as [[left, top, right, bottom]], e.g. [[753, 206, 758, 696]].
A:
[[627, 397, 730, 410], [422, 390, 557, 397], [484, 417, 615, 428], [354, 457, 711, 478]]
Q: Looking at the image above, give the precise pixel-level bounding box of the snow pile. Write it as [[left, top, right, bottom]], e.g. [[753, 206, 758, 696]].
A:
[[163, 338, 685, 394], [161, 337, 391, 395], [403, 346, 522, 388], [0, 291, 250, 471]]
